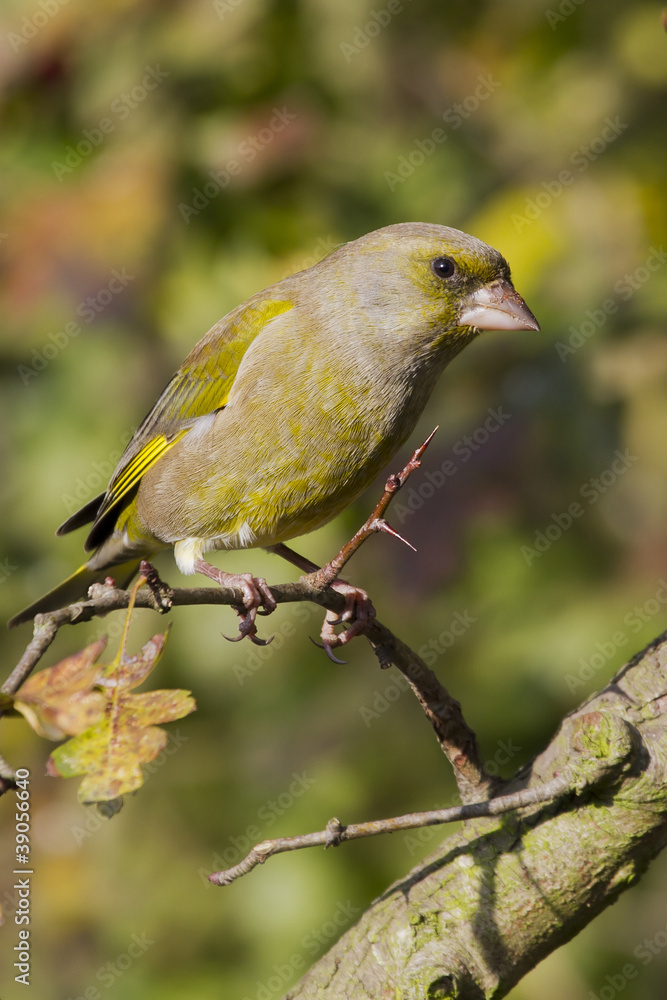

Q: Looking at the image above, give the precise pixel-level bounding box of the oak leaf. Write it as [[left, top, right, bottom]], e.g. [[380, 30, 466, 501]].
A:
[[47, 629, 195, 803], [13, 638, 108, 740]]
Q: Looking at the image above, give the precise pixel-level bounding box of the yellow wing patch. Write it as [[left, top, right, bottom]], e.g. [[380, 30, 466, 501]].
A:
[[102, 430, 189, 513], [84, 430, 190, 552], [82, 297, 294, 553]]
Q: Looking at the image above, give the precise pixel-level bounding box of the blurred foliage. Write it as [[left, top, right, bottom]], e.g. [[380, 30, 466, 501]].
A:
[[0, 0, 666, 997]]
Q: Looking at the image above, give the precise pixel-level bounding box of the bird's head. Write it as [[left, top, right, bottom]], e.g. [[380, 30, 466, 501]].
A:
[[332, 222, 539, 359]]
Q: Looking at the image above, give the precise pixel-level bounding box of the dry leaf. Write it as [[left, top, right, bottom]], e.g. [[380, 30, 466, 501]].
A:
[[48, 630, 195, 803], [14, 638, 108, 740]]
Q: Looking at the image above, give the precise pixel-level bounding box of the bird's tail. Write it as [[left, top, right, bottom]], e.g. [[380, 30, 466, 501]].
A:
[[8, 559, 142, 629]]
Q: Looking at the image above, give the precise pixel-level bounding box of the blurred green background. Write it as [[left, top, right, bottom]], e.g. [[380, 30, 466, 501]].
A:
[[1, 0, 666, 997]]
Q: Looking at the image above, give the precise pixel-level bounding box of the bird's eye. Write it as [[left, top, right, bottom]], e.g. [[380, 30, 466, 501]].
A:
[[432, 256, 456, 279]]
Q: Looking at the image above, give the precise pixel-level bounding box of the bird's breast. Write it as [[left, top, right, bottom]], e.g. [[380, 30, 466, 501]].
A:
[[136, 337, 442, 547]]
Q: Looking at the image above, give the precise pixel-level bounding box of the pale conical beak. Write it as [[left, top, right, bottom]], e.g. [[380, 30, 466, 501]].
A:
[[459, 279, 540, 332]]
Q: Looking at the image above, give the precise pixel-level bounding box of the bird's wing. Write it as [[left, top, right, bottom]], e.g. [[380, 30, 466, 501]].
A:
[[56, 297, 293, 550]]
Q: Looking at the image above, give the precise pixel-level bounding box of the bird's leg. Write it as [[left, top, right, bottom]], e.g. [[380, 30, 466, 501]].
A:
[[268, 543, 318, 574], [268, 543, 376, 649], [193, 559, 276, 646]]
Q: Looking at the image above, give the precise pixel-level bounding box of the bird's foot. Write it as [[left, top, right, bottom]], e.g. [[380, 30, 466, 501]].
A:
[[268, 543, 376, 655], [316, 578, 376, 652], [194, 559, 276, 645], [139, 560, 174, 613]]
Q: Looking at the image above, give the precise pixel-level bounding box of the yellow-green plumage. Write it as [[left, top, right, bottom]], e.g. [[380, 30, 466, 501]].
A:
[[10, 223, 539, 627]]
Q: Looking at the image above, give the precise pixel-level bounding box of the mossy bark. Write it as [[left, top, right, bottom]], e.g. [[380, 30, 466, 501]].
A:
[[286, 632, 667, 999]]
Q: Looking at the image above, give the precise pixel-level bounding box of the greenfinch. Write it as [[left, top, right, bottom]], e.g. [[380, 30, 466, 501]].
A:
[[10, 223, 539, 639]]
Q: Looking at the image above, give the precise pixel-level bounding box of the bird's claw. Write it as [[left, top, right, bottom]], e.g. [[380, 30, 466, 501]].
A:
[[223, 624, 274, 647], [318, 581, 376, 650], [194, 560, 276, 645], [309, 635, 347, 664], [225, 573, 276, 644]]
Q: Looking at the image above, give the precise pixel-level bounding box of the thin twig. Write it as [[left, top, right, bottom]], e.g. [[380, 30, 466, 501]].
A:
[[273, 430, 492, 799], [367, 627, 494, 799], [3, 617, 61, 694], [209, 772, 572, 886], [3, 429, 488, 802], [4, 580, 490, 799], [309, 427, 439, 588]]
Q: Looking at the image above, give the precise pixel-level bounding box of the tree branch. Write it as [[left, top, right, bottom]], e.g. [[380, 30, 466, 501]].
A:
[[282, 632, 667, 1000], [209, 770, 575, 887], [2, 578, 489, 800], [7, 455, 667, 999], [2, 431, 492, 803]]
